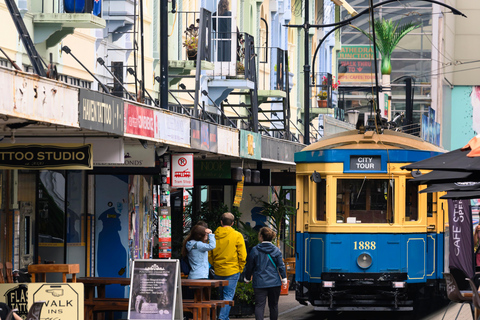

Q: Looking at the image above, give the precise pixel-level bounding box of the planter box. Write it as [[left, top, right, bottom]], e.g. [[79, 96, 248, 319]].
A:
[[230, 301, 254, 317]]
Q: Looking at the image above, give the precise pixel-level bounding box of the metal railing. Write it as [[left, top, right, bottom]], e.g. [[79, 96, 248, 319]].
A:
[[255, 47, 288, 92]]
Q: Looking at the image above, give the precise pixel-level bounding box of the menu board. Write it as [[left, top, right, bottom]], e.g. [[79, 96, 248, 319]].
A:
[[128, 259, 182, 320]]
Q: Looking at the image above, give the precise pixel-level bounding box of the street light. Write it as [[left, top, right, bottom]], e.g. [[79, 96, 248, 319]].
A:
[[286, 0, 466, 144]]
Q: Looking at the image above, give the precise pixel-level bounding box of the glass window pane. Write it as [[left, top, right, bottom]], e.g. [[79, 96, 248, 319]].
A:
[[337, 178, 394, 223], [316, 179, 327, 221], [406, 181, 418, 221]]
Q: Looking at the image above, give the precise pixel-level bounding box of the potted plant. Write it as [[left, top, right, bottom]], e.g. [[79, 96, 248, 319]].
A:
[[230, 281, 255, 316], [183, 20, 199, 60], [316, 91, 328, 108], [259, 187, 296, 247]]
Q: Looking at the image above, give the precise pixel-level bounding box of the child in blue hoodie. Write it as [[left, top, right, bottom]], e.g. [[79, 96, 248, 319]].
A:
[[182, 224, 216, 279], [244, 227, 287, 320]]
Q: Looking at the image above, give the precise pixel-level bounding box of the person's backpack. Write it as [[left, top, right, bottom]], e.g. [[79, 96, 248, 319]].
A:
[[180, 256, 191, 275]]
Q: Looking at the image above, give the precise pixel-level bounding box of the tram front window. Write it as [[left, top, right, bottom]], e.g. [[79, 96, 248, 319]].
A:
[[337, 178, 394, 223]]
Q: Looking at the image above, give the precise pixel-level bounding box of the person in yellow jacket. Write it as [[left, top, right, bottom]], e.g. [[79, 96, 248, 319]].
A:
[[209, 212, 247, 320]]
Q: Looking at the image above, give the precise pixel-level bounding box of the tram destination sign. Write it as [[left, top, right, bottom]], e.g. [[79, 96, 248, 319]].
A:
[[0, 144, 93, 170], [350, 155, 381, 171]]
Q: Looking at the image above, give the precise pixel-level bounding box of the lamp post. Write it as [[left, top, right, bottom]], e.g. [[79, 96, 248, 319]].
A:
[[287, 0, 465, 145]]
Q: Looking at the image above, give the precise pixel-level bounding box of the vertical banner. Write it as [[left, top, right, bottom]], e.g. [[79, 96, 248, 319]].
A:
[[448, 199, 474, 279], [233, 176, 244, 207]]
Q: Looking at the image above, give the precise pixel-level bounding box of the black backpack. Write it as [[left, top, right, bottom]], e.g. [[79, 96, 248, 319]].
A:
[[180, 256, 191, 275]]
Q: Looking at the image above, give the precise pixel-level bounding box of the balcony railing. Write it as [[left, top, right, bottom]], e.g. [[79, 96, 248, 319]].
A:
[[256, 47, 289, 92], [38, 0, 101, 15]]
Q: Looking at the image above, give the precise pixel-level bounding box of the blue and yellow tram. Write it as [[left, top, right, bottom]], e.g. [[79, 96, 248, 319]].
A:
[[294, 129, 447, 312]]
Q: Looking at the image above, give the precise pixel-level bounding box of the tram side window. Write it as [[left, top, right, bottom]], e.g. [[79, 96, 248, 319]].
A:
[[337, 178, 394, 223], [316, 179, 327, 221], [427, 193, 434, 217], [405, 182, 418, 221]]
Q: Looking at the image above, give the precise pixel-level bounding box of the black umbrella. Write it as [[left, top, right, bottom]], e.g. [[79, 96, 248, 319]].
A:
[[440, 190, 480, 199], [402, 148, 480, 171], [419, 182, 480, 193], [409, 170, 475, 184]]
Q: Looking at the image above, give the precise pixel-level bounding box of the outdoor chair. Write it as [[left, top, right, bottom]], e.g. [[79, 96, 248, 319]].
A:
[[467, 278, 480, 320], [5, 262, 13, 283], [25, 301, 44, 320], [442, 272, 473, 320], [0, 262, 4, 283]]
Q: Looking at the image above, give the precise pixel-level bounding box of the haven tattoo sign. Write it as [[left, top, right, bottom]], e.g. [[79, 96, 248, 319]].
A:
[[0, 144, 93, 169]]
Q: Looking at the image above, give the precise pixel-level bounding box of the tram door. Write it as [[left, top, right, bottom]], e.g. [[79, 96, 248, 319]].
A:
[[19, 201, 35, 268]]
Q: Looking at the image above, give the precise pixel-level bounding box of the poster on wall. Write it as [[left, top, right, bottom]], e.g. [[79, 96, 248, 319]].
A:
[[128, 260, 182, 320]]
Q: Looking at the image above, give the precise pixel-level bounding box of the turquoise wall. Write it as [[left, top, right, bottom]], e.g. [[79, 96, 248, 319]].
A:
[[447, 86, 479, 150]]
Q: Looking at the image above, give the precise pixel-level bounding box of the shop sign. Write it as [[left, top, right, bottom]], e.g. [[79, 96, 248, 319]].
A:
[[0, 144, 93, 170], [29, 283, 83, 320], [194, 160, 231, 179], [261, 136, 303, 163], [1, 284, 28, 318], [171, 154, 194, 188], [0, 68, 78, 127], [155, 111, 191, 146], [338, 45, 375, 83], [191, 120, 218, 152], [79, 89, 124, 135], [233, 176, 244, 207], [218, 127, 239, 156], [349, 155, 381, 171], [239, 130, 261, 160], [94, 144, 155, 167], [124, 103, 155, 138]]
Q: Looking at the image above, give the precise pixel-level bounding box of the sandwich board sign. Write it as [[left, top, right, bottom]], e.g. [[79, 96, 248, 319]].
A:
[[128, 259, 182, 320], [28, 283, 83, 320]]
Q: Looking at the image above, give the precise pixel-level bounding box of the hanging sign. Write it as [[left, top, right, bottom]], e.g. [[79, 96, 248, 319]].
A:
[[128, 260, 182, 320], [0, 144, 93, 169], [233, 176, 244, 207], [171, 154, 194, 188]]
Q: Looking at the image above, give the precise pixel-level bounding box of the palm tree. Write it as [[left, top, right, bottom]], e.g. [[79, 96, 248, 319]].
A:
[[351, 18, 420, 120], [352, 18, 420, 75]]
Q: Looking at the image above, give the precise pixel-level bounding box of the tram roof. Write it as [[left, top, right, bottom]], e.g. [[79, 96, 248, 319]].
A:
[[301, 130, 445, 152]]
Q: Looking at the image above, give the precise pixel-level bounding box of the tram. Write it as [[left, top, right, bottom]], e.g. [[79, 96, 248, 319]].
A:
[[294, 129, 447, 312]]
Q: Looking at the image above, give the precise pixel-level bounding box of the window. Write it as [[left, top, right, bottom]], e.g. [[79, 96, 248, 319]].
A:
[[337, 178, 395, 223], [405, 181, 418, 221], [316, 179, 327, 221]]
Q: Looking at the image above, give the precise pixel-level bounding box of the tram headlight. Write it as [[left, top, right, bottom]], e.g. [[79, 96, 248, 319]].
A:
[[357, 252, 372, 269], [322, 281, 335, 288], [392, 281, 406, 288]]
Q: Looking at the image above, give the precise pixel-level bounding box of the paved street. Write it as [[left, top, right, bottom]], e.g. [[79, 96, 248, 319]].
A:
[[238, 290, 475, 320]]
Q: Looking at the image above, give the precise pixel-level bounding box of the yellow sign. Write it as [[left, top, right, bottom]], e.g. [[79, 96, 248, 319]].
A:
[[338, 73, 375, 83], [247, 134, 254, 155], [29, 283, 84, 320], [233, 177, 245, 207]]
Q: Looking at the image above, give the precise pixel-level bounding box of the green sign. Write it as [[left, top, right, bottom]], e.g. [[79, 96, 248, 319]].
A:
[[194, 160, 231, 179], [240, 130, 261, 160]]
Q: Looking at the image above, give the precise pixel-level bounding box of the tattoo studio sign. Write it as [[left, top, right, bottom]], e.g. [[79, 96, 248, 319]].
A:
[[0, 144, 93, 169]]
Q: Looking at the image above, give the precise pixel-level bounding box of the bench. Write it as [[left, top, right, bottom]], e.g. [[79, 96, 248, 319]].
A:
[[28, 264, 79, 283], [84, 298, 129, 320], [183, 299, 233, 320]]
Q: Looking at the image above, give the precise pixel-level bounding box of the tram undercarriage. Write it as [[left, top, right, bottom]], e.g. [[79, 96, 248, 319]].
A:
[[296, 273, 422, 312]]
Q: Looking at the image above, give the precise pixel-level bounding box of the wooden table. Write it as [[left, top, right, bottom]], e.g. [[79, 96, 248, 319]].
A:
[[181, 279, 231, 320], [28, 264, 79, 283], [77, 277, 130, 320]]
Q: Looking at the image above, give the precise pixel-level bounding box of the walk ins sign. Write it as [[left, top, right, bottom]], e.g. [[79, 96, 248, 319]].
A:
[[0, 144, 93, 169]]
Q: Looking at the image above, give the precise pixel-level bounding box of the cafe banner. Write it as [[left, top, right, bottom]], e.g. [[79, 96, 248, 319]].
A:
[[0, 144, 93, 169], [129, 259, 182, 320], [447, 199, 474, 279]]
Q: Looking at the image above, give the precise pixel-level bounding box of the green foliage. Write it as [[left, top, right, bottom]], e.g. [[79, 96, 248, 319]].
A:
[[351, 18, 420, 75], [259, 187, 296, 246], [234, 281, 255, 304], [238, 221, 259, 249]]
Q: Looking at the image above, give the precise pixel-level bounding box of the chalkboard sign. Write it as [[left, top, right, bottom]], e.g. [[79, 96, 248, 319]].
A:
[[128, 259, 182, 320]]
